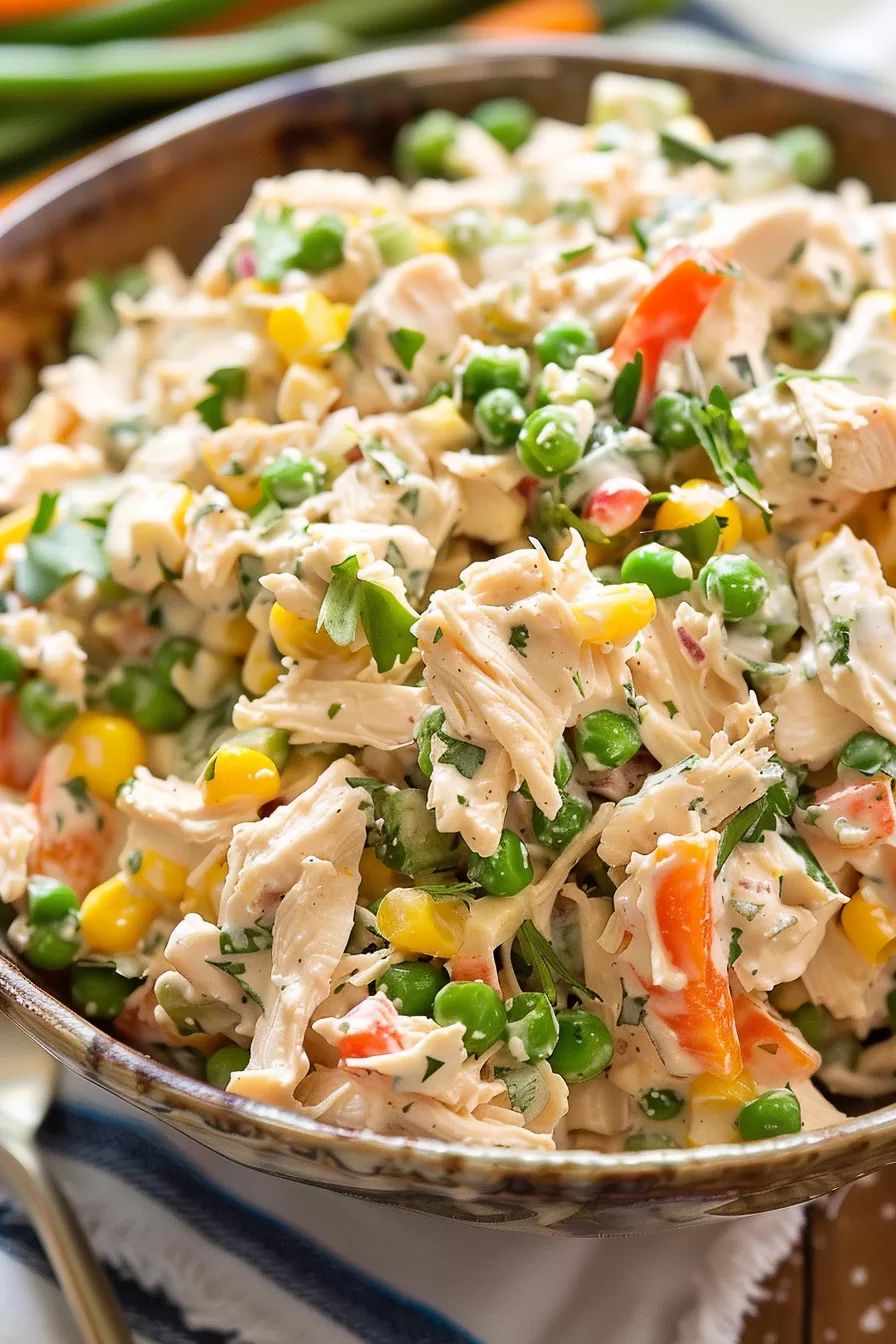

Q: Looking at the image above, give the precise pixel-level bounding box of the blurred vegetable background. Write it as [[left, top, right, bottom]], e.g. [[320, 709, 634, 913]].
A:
[[0, 0, 681, 198]]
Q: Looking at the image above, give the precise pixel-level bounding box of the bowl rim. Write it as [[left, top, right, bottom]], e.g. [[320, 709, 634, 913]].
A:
[[2, 34, 896, 1185]]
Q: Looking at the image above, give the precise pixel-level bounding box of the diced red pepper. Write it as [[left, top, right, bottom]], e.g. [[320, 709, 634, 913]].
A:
[[336, 992, 405, 1061], [612, 244, 730, 420], [733, 994, 821, 1087], [635, 832, 742, 1079], [582, 476, 650, 537]]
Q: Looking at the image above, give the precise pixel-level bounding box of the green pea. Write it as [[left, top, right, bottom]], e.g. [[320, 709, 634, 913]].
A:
[[25, 923, 78, 971], [444, 209, 495, 260], [533, 793, 592, 852], [468, 829, 534, 897], [396, 109, 459, 179], [260, 451, 325, 508], [699, 554, 770, 622], [516, 406, 582, 477], [71, 966, 137, 1019], [520, 741, 574, 801], [294, 214, 346, 273], [650, 391, 698, 452], [18, 677, 77, 738], [505, 992, 559, 1062], [620, 542, 693, 598], [433, 980, 507, 1055], [0, 640, 24, 692], [108, 665, 190, 733], [774, 125, 833, 188], [638, 1087, 683, 1121], [377, 961, 448, 1017], [27, 875, 78, 924], [474, 387, 526, 448], [624, 1132, 679, 1151], [737, 1088, 802, 1141], [574, 710, 641, 771], [471, 97, 536, 152], [786, 1001, 832, 1053], [416, 706, 446, 778], [534, 319, 597, 371], [549, 1009, 613, 1083], [206, 1044, 252, 1091], [371, 217, 418, 267], [839, 731, 896, 778], [461, 343, 530, 401], [153, 636, 200, 686]]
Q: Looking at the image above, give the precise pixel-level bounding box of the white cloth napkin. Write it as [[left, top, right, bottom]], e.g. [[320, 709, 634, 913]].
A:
[[1, 0, 879, 1338], [0, 1073, 804, 1344]]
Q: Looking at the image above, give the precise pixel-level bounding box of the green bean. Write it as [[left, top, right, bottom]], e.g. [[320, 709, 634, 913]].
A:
[[258, 0, 487, 40], [0, 24, 353, 103], [1, 0, 240, 45]]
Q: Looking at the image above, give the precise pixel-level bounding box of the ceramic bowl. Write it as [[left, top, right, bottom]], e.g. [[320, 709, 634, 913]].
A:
[[2, 38, 896, 1235]]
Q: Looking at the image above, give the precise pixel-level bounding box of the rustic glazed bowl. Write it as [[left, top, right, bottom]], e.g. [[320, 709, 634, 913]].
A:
[[2, 39, 896, 1234]]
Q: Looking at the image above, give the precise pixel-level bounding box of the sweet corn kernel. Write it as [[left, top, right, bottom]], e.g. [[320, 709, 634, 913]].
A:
[[276, 362, 339, 423], [739, 502, 769, 544], [376, 888, 468, 958], [408, 397, 477, 455], [841, 892, 896, 966], [242, 631, 282, 696], [573, 583, 657, 646], [654, 479, 743, 552], [202, 745, 281, 807], [457, 896, 524, 957], [200, 611, 255, 656], [61, 713, 147, 803], [269, 603, 354, 661], [358, 848, 411, 902], [687, 1070, 757, 1147], [130, 849, 189, 903], [80, 874, 160, 955], [200, 439, 261, 511], [267, 292, 350, 366], [408, 220, 450, 254], [0, 503, 37, 562]]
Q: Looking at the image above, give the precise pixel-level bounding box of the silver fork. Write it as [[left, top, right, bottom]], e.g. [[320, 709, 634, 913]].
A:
[[0, 1012, 132, 1343]]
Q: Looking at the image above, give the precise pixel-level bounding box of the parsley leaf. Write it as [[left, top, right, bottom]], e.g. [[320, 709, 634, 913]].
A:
[[196, 366, 246, 431], [388, 327, 426, 372], [781, 832, 840, 895], [617, 988, 647, 1027], [14, 518, 108, 604], [423, 1056, 444, 1080], [319, 554, 362, 647], [612, 350, 643, 425], [251, 205, 301, 284], [687, 386, 772, 528], [663, 700, 678, 718], [728, 928, 743, 966], [318, 554, 417, 673], [516, 919, 597, 1006], [31, 491, 58, 535], [824, 618, 851, 667], [327, 703, 342, 720], [659, 130, 731, 171], [715, 796, 771, 874], [436, 732, 486, 780], [773, 363, 857, 388], [509, 624, 529, 655]]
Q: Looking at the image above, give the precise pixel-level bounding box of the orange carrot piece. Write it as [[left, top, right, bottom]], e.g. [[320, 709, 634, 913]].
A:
[[612, 243, 730, 421], [0, 0, 84, 20], [734, 994, 821, 1087], [466, 0, 598, 36], [642, 832, 742, 1079]]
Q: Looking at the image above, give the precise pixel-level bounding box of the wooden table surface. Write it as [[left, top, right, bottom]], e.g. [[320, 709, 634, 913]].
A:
[[741, 1166, 896, 1344]]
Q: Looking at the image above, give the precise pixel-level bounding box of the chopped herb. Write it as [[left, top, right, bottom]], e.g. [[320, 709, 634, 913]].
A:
[[252, 204, 300, 283], [398, 487, 420, 516], [219, 922, 273, 955], [361, 439, 408, 484], [327, 703, 342, 720], [781, 832, 840, 895], [205, 959, 263, 1008], [650, 511, 721, 566], [345, 776, 389, 791], [558, 243, 594, 265], [494, 1065, 541, 1113], [728, 927, 743, 966], [423, 1056, 444, 1080], [436, 731, 486, 780], [572, 671, 585, 697], [728, 353, 756, 387], [715, 796, 772, 874], [417, 880, 479, 899], [687, 386, 772, 528], [388, 327, 426, 372], [61, 776, 93, 812], [319, 554, 362, 647], [631, 218, 650, 252], [612, 350, 643, 426], [659, 129, 731, 171], [824, 618, 851, 667], [433, 627, 444, 644], [357, 577, 417, 674], [31, 491, 58, 535], [730, 898, 761, 922], [14, 516, 109, 604], [456, 794, 467, 805], [125, 850, 143, 875], [196, 366, 247, 431], [617, 988, 647, 1027], [385, 540, 406, 570], [663, 700, 678, 718], [339, 324, 361, 368], [509, 624, 529, 656], [772, 363, 857, 388], [516, 919, 597, 1007]]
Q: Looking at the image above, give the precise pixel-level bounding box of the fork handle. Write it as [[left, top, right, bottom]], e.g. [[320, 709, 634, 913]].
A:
[[0, 1132, 132, 1344]]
